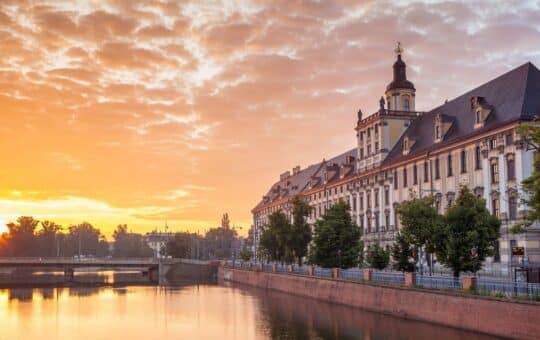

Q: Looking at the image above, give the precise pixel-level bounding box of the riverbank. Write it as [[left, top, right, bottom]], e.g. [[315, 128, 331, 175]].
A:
[[219, 266, 540, 339]]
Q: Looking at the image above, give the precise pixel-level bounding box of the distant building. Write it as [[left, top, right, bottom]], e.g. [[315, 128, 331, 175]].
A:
[[252, 44, 540, 274], [144, 232, 175, 258]]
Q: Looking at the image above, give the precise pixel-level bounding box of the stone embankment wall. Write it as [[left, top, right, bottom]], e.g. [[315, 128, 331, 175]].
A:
[[219, 267, 540, 339], [163, 259, 219, 283]]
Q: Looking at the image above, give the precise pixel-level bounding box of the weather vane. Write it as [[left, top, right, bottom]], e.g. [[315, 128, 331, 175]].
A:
[[394, 41, 403, 56]]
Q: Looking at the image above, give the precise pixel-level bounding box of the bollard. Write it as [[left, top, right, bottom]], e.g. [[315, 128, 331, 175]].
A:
[[363, 269, 373, 281], [332, 268, 340, 279], [405, 272, 416, 287], [462, 276, 477, 290]]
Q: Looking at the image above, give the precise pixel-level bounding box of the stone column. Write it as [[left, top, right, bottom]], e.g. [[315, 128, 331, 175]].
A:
[[462, 276, 477, 290], [356, 191, 361, 227], [363, 269, 372, 281], [405, 272, 416, 287], [482, 156, 491, 212], [516, 147, 533, 214], [380, 187, 384, 227], [389, 187, 395, 228], [332, 268, 340, 279], [498, 151, 508, 217]]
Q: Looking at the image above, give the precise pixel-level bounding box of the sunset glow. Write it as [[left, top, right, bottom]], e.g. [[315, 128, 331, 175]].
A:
[[1, 0, 540, 236]]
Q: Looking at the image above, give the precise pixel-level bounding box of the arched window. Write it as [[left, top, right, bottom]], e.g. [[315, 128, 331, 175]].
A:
[[403, 96, 410, 111]]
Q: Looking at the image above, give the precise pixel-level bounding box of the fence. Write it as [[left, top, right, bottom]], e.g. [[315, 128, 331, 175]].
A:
[[416, 275, 462, 289], [372, 271, 404, 285], [340, 269, 364, 280], [477, 279, 540, 297], [224, 262, 540, 299]]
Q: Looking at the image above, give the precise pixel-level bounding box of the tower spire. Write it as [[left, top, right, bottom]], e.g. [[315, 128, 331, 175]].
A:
[[394, 41, 403, 56]]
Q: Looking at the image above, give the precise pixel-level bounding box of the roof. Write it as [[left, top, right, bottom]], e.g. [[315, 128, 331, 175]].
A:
[[384, 62, 540, 164], [253, 148, 357, 211]]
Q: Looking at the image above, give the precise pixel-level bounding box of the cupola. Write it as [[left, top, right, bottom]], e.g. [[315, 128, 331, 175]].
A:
[[385, 42, 416, 112]]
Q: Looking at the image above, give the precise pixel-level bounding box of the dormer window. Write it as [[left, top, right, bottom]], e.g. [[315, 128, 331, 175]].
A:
[[471, 96, 492, 129], [434, 114, 442, 142], [403, 136, 414, 155], [435, 125, 441, 140]]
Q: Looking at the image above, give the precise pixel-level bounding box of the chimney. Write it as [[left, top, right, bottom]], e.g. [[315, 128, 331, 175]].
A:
[[292, 166, 301, 175]]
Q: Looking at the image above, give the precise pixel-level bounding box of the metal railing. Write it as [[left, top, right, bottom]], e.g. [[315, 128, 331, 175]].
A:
[[416, 275, 462, 289], [340, 269, 364, 280], [293, 265, 309, 275], [476, 279, 540, 297], [276, 264, 288, 273], [314, 267, 332, 278], [372, 271, 404, 285]]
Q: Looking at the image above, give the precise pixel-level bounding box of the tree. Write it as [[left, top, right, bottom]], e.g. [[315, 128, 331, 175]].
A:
[[436, 186, 501, 277], [512, 122, 540, 233], [221, 213, 231, 230], [309, 201, 362, 268], [3, 216, 40, 256], [64, 222, 109, 257], [239, 248, 253, 261], [36, 221, 63, 257], [365, 243, 390, 270], [391, 233, 415, 272], [205, 226, 237, 259], [288, 196, 312, 266], [258, 211, 290, 263], [112, 224, 153, 258], [164, 232, 193, 258]]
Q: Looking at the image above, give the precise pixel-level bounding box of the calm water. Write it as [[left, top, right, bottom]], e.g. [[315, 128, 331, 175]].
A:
[[0, 282, 500, 340]]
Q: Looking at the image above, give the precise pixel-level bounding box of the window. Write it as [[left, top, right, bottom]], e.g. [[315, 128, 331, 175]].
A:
[[403, 97, 410, 111], [435, 158, 440, 179], [367, 145, 371, 155], [424, 161, 429, 182], [489, 138, 497, 150], [359, 215, 364, 229], [505, 133, 513, 146], [374, 124, 379, 135], [403, 168, 408, 188], [509, 195, 517, 220], [491, 161, 499, 183], [435, 125, 441, 140], [460, 149, 467, 174], [385, 213, 390, 228], [393, 170, 398, 189], [475, 146, 482, 170], [447, 154, 453, 177], [374, 190, 379, 207], [360, 148, 364, 159], [352, 197, 357, 211], [475, 110, 481, 124], [359, 132, 363, 141], [492, 198, 500, 218], [493, 242, 500, 263], [413, 164, 418, 185], [507, 157, 515, 181], [367, 128, 371, 138], [375, 212, 380, 231], [384, 187, 389, 205], [367, 192, 371, 209], [360, 195, 364, 210], [375, 142, 379, 153]]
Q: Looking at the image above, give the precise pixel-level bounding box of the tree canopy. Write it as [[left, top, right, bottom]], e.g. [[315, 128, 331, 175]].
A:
[[309, 201, 362, 268], [365, 243, 390, 270]]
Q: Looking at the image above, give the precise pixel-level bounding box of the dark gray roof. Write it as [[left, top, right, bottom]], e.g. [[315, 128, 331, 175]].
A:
[[384, 62, 540, 164], [253, 148, 356, 210]]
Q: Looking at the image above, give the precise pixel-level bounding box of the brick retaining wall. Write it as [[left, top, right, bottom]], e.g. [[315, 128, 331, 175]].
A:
[[219, 267, 540, 339]]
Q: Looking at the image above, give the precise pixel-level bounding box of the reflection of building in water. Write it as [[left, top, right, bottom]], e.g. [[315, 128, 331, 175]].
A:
[[144, 232, 175, 258]]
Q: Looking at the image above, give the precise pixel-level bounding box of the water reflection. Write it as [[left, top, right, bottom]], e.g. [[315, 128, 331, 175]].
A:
[[0, 283, 501, 340]]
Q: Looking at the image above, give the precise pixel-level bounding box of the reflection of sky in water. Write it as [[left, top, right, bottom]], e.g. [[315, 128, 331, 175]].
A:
[[0, 284, 500, 340]]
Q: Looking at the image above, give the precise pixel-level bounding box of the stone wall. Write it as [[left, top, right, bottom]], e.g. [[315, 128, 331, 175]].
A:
[[163, 260, 219, 284], [219, 267, 540, 339]]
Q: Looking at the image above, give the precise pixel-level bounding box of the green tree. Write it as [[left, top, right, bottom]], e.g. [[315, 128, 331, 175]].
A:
[[397, 196, 442, 254], [309, 201, 362, 268], [436, 186, 501, 277], [365, 243, 390, 270], [391, 233, 415, 272], [239, 247, 253, 261], [205, 226, 237, 259], [64, 222, 109, 257], [258, 211, 290, 263], [512, 122, 540, 233], [288, 196, 312, 266], [221, 213, 231, 229]]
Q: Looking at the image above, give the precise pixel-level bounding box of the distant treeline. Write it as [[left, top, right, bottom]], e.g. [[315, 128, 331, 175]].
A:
[[0, 215, 251, 260]]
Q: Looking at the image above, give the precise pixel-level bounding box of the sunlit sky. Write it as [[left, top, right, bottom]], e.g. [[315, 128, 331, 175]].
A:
[[1, 0, 540, 237]]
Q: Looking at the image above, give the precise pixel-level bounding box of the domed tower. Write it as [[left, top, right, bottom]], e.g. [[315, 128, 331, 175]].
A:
[[385, 42, 415, 111]]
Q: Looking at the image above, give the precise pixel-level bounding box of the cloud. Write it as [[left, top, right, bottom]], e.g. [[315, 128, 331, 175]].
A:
[[0, 0, 539, 234]]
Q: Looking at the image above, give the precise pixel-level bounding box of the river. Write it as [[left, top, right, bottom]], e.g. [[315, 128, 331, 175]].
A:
[[0, 279, 501, 340]]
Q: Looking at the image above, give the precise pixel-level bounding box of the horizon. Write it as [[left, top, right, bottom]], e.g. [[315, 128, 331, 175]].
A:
[[1, 0, 540, 237]]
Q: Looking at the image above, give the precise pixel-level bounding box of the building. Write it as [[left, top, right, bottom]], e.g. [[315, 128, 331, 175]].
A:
[[252, 45, 540, 274], [144, 231, 175, 258]]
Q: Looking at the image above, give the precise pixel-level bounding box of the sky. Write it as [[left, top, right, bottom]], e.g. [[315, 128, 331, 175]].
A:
[[0, 0, 539, 237]]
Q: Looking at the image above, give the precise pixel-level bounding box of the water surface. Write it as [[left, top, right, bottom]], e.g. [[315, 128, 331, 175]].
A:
[[0, 283, 501, 340]]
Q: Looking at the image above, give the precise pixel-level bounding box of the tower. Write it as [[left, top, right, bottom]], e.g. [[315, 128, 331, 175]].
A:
[[385, 42, 415, 111]]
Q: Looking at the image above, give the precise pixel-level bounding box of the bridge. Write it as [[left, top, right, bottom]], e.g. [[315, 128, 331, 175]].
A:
[[0, 257, 173, 282], [0, 257, 217, 283]]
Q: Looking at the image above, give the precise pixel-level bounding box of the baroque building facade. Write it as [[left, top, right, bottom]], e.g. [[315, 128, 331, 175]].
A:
[[252, 47, 540, 274]]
